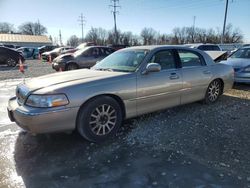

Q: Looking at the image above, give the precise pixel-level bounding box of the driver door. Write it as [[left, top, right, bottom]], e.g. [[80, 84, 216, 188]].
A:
[[136, 50, 182, 115]]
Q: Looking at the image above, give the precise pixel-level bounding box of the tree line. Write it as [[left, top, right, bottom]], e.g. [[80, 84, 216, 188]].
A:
[[67, 24, 243, 47], [0, 21, 47, 35], [0, 21, 243, 46]]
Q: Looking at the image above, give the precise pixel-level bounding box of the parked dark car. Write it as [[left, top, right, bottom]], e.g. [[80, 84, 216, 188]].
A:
[[41, 47, 74, 61], [38, 45, 57, 55], [17, 47, 39, 59], [186, 44, 222, 51], [107, 44, 129, 51], [0, 47, 25, 67], [52, 46, 115, 71]]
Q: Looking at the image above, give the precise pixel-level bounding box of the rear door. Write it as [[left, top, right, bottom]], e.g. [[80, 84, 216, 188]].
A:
[[177, 49, 212, 104]]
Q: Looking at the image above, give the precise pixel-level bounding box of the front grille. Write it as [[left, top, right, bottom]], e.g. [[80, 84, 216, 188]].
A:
[[16, 84, 29, 105]]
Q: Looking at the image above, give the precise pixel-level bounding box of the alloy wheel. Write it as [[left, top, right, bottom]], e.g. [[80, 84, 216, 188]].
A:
[[208, 80, 220, 102], [89, 104, 117, 136]]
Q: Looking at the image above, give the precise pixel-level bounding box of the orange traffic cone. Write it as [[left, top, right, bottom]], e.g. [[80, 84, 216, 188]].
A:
[[48, 55, 52, 63], [19, 58, 24, 73]]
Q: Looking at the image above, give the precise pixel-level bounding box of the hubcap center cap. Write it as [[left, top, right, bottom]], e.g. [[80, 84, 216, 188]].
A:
[[100, 115, 108, 125]]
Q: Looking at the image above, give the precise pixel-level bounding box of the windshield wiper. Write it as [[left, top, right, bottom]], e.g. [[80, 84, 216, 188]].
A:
[[95, 68, 114, 72]]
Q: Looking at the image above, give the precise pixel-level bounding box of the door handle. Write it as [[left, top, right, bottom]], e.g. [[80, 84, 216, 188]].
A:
[[203, 70, 211, 74], [169, 73, 179, 80]]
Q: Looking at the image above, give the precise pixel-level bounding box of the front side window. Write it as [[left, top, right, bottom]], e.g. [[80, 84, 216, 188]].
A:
[[149, 50, 176, 70], [178, 50, 203, 67]]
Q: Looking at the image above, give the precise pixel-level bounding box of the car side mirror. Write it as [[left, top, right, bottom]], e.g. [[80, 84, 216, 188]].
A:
[[142, 63, 161, 74]]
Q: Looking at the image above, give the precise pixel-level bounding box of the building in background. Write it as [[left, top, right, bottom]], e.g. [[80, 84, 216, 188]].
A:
[[0, 34, 52, 48]]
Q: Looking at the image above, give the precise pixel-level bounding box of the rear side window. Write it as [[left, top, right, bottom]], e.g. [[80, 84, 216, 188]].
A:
[[178, 50, 204, 67], [150, 50, 176, 70]]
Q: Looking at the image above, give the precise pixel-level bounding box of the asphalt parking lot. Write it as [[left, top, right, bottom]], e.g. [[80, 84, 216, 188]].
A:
[[0, 60, 250, 187]]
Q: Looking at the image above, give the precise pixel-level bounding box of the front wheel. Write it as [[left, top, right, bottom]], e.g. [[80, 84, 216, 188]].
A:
[[204, 79, 222, 104], [66, 63, 78, 71], [6, 58, 17, 67], [77, 96, 122, 142]]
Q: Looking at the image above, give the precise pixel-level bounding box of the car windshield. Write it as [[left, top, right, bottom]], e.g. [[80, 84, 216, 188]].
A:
[[230, 48, 250, 59], [93, 49, 148, 72]]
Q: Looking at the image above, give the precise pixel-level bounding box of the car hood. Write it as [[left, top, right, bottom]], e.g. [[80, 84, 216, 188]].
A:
[[221, 58, 250, 68], [54, 53, 74, 62], [23, 69, 130, 92]]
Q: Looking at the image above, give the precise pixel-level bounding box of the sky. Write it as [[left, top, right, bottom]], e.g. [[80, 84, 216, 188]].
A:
[[0, 0, 250, 44]]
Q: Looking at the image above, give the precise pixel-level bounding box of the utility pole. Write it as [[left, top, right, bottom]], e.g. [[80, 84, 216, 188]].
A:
[[37, 19, 41, 35], [59, 30, 62, 46], [109, 0, 121, 44], [221, 0, 229, 44], [192, 16, 196, 43], [78, 13, 86, 43]]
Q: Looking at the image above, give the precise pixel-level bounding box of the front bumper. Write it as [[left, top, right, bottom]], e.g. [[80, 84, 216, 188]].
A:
[[52, 62, 66, 71], [7, 97, 79, 134], [234, 72, 250, 83]]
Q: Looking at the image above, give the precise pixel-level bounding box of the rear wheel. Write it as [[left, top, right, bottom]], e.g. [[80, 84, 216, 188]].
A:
[[77, 96, 122, 142], [6, 58, 17, 67], [204, 79, 222, 104], [66, 63, 78, 71]]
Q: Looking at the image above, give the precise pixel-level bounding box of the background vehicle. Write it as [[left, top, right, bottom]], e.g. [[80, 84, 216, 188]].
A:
[[8, 46, 233, 142], [17, 47, 39, 59], [0, 46, 25, 67], [186, 43, 222, 51], [221, 46, 250, 83], [38, 45, 57, 55], [52, 46, 115, 71], [186, 43, 227, 63], [61, 42, 96, 55], [41, 47, 74, 61]]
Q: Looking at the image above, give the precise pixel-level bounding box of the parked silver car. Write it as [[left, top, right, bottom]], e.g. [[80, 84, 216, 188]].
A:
[[8, 46, 234, 142], [221, 47, 250, 83]]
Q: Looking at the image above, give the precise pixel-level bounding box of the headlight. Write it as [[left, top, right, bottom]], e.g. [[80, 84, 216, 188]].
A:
[[26, 94, 69, 108], [243, 66, 250, 72]]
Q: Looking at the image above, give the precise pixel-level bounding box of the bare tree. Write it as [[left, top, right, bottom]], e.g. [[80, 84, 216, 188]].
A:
[[67, 35, 80, 47], [140, 28, 157, 45], [18, 21, 47, 35], [0, 22, 15, 33], [85, 27, 108, 45]]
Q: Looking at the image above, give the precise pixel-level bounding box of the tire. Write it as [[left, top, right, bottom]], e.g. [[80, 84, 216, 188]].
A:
[[66, 63, 78, 71], [77, 96, 123, 142], [6, 58, 17, 67], [204, 79, 222, 104]]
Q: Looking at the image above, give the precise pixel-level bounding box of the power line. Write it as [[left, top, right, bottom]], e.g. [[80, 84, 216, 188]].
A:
[[78, 13, 86, 43], [109, 0, 121, 44]]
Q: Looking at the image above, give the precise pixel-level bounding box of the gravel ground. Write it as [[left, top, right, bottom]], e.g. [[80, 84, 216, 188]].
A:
[[0, 60, 250, 186], [0, 60, 56, 80]]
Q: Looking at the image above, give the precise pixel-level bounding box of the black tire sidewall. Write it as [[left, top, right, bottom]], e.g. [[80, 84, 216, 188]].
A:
[[66, 63, 78, 71], [77, 96, 122, 142]]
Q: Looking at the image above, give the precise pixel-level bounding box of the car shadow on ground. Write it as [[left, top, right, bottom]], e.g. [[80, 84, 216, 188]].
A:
[[233, 83, 250, 91], [13, 94, 250, 187]]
